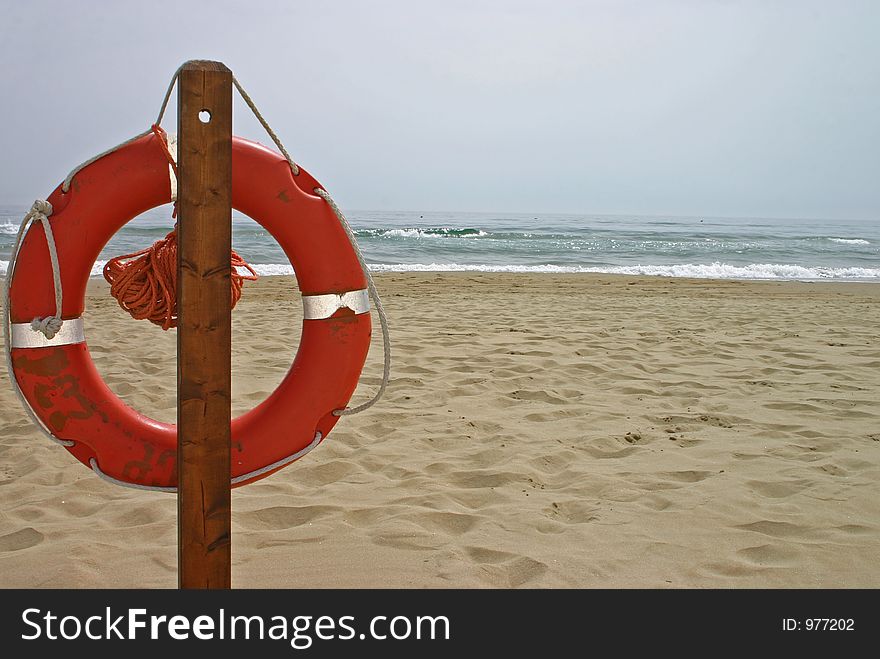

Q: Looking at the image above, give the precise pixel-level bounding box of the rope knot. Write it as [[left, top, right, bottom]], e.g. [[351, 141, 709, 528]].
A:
[[31, 316, 63, 339], [30, 199, 53, 219]]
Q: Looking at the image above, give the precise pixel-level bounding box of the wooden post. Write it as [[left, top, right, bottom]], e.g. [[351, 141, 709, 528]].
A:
[[177, 60, 233, 589]]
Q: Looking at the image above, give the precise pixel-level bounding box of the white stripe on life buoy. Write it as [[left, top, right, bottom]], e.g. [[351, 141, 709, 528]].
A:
[[302, 289, 370, 320], [11, 317, 85, 348]]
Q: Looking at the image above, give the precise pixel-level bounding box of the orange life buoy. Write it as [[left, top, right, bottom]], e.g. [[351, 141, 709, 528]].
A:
[[6, 132, 372, 489]]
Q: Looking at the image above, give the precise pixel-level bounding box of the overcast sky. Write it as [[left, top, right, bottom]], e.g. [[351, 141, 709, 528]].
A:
[[1, 1, 877, 219]]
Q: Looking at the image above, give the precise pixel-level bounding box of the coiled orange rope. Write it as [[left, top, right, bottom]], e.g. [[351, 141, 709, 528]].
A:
[[103, 228, 257, 330]]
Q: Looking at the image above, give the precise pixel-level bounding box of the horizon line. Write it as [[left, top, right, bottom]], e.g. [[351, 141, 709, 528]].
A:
[[0, 201, 876, 224]]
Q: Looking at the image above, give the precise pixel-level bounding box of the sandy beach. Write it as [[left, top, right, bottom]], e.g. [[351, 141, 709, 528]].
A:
[[1, 273, 878, 588]]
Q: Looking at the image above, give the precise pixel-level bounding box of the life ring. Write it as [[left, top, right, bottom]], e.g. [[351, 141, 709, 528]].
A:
[[6, 132, 372, 489]]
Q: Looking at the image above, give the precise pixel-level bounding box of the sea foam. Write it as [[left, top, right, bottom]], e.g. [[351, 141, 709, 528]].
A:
[[3, 260, 878, 280], [239, 261, 880, 280], [366, 262, 880, 280], [828, 237, 870, 245], [356, 227, 488, 238]]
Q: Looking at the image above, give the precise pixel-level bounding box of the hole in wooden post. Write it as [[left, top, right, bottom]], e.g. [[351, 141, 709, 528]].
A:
[[199, 109, 212, 123]]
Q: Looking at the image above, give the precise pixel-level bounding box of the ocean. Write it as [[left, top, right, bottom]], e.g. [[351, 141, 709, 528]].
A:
[[1, 204, 878, 281]]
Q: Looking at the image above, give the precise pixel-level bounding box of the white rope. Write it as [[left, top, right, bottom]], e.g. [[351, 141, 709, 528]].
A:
[[62, 130, 153, 193], [61, 64, 183, 193], [61, 66, 303, 194], [88, 458, 177, 493], [88, 431, 323, 492], [9, 201, 64, 339], [232, 76, 300, 176], [314, 188, 391, 416], [230, 431, 322, 484], [3, 200, 74, 447]]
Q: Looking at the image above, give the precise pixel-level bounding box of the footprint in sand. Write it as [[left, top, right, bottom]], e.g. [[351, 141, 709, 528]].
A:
[[545, 500, 600, 523], [0, 465, 14, 484], [737, 544, 800, 566], [746, 479, 811, 499], [582, 436, 639, 458], [0, 527, 44, 552], [639, 494, 673, 511], [816, 463, 848, 477], [507, 389, 570, 405], [296, 460, 360, 487], [658, 470, 712, 483], [238, 505, 338, 530], [666, 434, 702, 448], [407, 511, 481, 535], [529, 451, 578, 474], [369, 530, 438, 552], [735, 520, 816, 540], [464, 546, 549, 587], [448, 470, 518, 489], [524, 410, 581, 423], [623, 431, 642, 444], [466, 546, 514, 563], [698, 414, 734, 428]]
